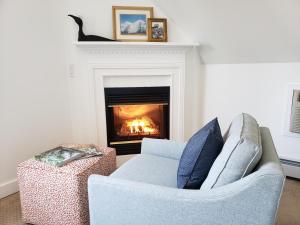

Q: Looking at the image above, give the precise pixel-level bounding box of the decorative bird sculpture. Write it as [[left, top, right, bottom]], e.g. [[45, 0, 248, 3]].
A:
[[68, 14, 115, 41]]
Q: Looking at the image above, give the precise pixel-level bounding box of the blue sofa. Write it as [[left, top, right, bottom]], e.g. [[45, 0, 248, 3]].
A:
[[88, 127, 284, 225]]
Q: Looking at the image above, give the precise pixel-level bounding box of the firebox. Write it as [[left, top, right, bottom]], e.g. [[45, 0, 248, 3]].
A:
[[104, 87, 170, 155]]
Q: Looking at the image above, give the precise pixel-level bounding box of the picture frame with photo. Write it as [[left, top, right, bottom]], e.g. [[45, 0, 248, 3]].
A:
[[148, 18, 168, 42], [112, 6, 154, 41]]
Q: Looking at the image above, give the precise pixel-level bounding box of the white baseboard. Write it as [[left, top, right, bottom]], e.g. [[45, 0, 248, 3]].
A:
[[0, 178, 18, 199], [280, 159, 300, 179]]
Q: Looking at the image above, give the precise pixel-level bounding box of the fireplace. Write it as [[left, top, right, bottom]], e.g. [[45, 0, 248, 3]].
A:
[[105, 87, 170, 155]]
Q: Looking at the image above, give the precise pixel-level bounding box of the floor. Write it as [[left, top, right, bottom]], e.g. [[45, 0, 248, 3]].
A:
[[276, 178, 300, 225], [0, 156, 299, 225]]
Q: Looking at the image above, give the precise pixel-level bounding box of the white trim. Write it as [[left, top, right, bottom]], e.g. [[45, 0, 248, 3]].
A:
[[69, 44, 189, 146], [0, 178, 18, 199], [88, 63, 185, 146], [281, 163, 300, 179], [74, 41, 199, 48]]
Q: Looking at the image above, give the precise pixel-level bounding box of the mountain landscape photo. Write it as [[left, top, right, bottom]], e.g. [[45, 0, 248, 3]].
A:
[[120, 14, 147, 35]]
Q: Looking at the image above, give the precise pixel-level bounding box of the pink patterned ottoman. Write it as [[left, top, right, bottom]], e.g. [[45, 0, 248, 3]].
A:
[[17, 145, 116, 225]]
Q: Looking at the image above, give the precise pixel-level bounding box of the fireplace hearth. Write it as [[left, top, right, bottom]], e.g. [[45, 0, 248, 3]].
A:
[[105, 87, 170, 155]]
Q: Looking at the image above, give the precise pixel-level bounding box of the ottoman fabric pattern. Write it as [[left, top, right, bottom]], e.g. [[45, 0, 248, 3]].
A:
[[17, 146, 116, 225]]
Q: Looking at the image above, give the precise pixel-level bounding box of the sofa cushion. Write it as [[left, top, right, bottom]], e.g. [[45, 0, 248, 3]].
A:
[[111, 154, 179, 188], [141, 138, 187, 160], [201, 113, 262, 190], [177, 118, 224, 189]]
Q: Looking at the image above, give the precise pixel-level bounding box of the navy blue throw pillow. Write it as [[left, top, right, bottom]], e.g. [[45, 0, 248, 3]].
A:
[[177, 118, 224, 189]]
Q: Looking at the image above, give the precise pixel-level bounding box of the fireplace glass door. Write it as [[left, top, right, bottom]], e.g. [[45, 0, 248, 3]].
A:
[[112, 103, 166, 140], [105, 87, 170, 155]]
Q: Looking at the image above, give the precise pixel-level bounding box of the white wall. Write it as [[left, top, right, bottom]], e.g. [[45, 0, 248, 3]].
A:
[[63, 0, 188, 75], [63, 0, 300, 163], [64, 0, 188, 44], [0, 0, 71, 198], [152, 0, 300, 64], [63, 0, 190, 142], [149, 0, 300, 162], [201, 63, 300, 161], [0, 0, 190, 199]]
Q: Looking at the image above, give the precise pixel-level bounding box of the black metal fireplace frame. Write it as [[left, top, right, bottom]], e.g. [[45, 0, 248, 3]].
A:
[[104, 87, 170, 155]]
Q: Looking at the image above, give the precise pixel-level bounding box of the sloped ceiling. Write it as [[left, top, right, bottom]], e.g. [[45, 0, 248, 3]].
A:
[[152, 0, 300, 64]]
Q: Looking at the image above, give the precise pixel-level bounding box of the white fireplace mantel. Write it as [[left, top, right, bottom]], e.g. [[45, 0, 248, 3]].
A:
[[74, 41, 199, 48], [69, 41, 198, 146]]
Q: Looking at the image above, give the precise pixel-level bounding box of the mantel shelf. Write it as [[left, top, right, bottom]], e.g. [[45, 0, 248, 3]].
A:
[[74, 41, 199, 48]]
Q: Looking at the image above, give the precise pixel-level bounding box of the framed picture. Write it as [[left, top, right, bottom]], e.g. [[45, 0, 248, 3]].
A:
[[148, 18, 168, 42], [112, 6, 154, 41]]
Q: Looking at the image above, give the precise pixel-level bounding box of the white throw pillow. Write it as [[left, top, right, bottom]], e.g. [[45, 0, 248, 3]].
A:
[[200, 113, 262, 190]]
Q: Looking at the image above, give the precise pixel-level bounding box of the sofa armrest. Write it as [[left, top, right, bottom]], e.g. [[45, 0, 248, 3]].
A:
[[141, 138, 186, 160], [88, 172, 284, 225]]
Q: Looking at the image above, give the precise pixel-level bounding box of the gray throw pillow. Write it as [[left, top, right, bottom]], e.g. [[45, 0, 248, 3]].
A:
[[201, 113, 262, 190]]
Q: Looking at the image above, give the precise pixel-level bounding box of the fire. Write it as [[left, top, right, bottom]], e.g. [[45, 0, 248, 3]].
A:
[[113, 104, 161, 136], [126, 118, 156, 134]]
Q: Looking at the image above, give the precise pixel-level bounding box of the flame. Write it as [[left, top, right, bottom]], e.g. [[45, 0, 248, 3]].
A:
[[126, 117, 156, 134], [113, 104, 161, 136]]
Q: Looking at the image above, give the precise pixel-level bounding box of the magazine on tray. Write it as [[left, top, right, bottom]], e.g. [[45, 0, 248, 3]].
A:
[[34, 146, 103, 167]]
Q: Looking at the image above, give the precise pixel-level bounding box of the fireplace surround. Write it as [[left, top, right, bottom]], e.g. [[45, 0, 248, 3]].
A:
[[105, 87, 170, 155], [69, 42, 197, 155]]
